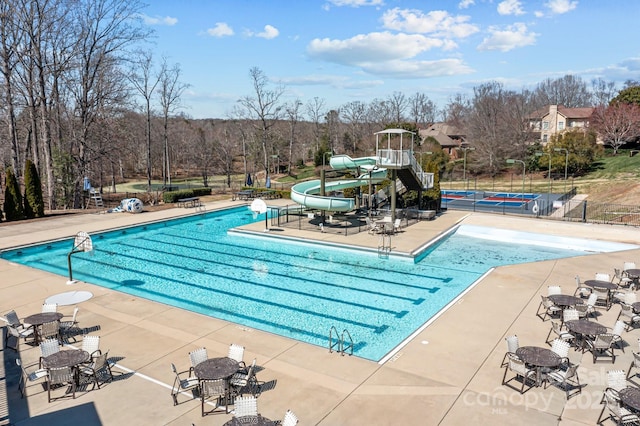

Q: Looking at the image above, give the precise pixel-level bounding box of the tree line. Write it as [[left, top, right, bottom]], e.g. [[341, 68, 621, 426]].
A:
[[2, 1, 640, 217]]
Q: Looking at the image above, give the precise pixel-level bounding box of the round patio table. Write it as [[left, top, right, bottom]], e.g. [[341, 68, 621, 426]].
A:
[[548, 294, 581, 308], [515, 346, 561, 386], [23, 312, 64, 344], [620, 387, 640, 412], [43, 349, 90, 369], [583, 280, 618, 290], [224, 415, 277, 426], [194, 357, 239, 380], [565, 319, 607, 350]]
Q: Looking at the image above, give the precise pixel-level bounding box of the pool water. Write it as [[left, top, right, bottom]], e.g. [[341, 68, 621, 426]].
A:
[[2, 206, 592, 361]]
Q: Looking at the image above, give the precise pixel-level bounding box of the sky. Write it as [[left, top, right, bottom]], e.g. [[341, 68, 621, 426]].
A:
[[140, 0, 640, 120]]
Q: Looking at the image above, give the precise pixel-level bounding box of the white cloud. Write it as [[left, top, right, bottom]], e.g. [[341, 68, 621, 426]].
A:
[[256, 25, 279, 39], [308, 32, 445, 63], [140, 14, 178, 26], [477, 23, 538, 52], [279, 74, 384, 90], [206, 22, 234, 37], [326, 0, 384, 7], [545, 0, 578, 15], [458, 0, 475, 9], [497, 0, 525, 16], [381, 8, 479, 39], [307, 32, 473, 78]]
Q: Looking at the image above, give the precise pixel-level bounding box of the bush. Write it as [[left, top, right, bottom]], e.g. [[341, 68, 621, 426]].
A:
[[162, 187, 212, 203], [24, 159, 45, 218], [4, 167, 23, 221]]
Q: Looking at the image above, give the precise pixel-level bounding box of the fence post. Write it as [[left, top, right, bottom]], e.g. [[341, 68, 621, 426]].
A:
[[581, 200, 587, 223]]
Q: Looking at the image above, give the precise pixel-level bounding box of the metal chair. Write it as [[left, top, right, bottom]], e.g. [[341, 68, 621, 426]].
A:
[[79, 351, 113, 390], [41, 303, 57, 313], [545, 362, 581, 399], [39, 321, 60, 343], [228, 343, 247, 370], [586, 334, 616, 364], [233, 394, 258, 417], [170, 362, 200, 406], [16, 359, 48, 398], [81, 335, 102, 361], [500, 335, 519, 367], [200, 379, 229, 416], [574, 275, 592, 298], [189, 347, 208, 375], [39, 338, 60, 367], [536, 296, 562, 321], [282, 409, 299, 426], [501, 352, 537, 394], [46, 366, 76, 402], [230, 358, 258, 397]]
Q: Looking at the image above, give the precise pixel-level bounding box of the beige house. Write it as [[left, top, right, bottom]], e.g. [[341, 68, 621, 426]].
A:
[[419, 123, 466, 158], [529, 104, 594, 144]]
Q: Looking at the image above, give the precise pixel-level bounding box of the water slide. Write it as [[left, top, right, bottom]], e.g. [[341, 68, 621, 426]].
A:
[[290, 155, 387, 212]]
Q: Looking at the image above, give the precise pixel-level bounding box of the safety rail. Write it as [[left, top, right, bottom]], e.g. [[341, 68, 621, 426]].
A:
[[329, 326, 353, 356], [378, 233, 391, 258]]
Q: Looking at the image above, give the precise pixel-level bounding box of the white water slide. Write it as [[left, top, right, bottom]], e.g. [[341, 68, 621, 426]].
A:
[[290, 155, 387, 212]]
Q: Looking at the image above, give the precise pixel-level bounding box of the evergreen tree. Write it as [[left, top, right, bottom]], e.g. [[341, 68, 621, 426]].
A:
[[4, 167, 23, 221], [23, 159, 45, 218]]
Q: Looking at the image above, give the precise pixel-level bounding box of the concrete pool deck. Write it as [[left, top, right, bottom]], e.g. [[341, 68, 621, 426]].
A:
[[2, 198, 640, 425]]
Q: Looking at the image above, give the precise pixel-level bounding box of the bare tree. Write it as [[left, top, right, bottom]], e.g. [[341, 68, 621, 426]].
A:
[[340, 100, 367, 154], [409, 92, 438, 128], [533, 74, 592, 108], [591, 78, 617, 107], [158, 58, 189, 188], [387, 91, 408, 124], [591, 103, 640, 155], [237, 67, 284, 178], [284, 99, 302, 174], [305, 96, 326, 157], [128, 51, 161, 191]]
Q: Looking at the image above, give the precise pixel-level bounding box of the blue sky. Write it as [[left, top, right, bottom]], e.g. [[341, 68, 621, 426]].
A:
[[140, 0, 640, 119]]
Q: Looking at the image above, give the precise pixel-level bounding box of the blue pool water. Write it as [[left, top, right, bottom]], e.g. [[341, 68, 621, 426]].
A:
[[2, 207, 594, 361]]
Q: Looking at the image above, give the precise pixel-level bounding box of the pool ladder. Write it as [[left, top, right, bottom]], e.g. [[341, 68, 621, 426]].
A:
[[378, 233, 391, 258], [329, 326, 353, 356]]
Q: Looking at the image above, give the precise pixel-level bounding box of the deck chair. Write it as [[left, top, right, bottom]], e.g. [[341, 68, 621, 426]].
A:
[[545, 321, 575, 345], [5, 322, 34, 350], [617, 303, 640, 331], [4, 310, 35, 344], [562, 308, 579, 325], [597, 390, 640, 426], [548, 285, 562, 296], [282, 409, 299, 426], [393, 218, 402, 234], [46, 366, 76, 402], [615, 268, 634, 289], [233, 395, 258, 417], [59, 307, 79, 340], [189, 347, 208, 375], [40, 321, 60, 343], [170, 362, 200, 405], [79, 351, 114, 390], [574, 275, 592, 298], [592, 287, 611, 310], [365, 217, 379, 235], [230, 358, 258, 396], [611, 320, 627, 353], [501, 353, 537, 394], [551, 339, 571, 365], [41, 303, 57, 313], [545, 362, 581, 399], [16, 359, 48, 398], [81, 335, 102, 361], [39, 338, 60, 367], [586, 334, 616, 363], [536, 296, 562, 321], [595, 272, 612, 282], [627, 352, 640, 380], [500, 335, 519, 367], [201, 379, 229, 416], [228, 343, 246, 370]]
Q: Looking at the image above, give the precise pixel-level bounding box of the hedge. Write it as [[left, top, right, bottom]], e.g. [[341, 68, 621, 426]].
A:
[[162, 187, 212, 203]]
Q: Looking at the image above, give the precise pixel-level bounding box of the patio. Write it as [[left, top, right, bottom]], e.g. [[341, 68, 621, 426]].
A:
[[2, 198, 640, 425]]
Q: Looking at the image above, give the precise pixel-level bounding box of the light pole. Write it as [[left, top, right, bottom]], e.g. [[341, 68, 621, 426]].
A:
[[506, 159, 526, 212], [535, 151, 552, 212], [461, 146, 475, 182], [554, 147, 569, 194]]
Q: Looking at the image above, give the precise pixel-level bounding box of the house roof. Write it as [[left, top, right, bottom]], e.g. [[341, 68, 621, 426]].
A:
[[419, 123, 465, 147], [529, 105, 594, 120]]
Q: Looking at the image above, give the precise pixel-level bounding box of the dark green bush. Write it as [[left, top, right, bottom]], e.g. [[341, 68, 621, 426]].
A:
[[24, 159, 45, 218], [162, 187, 211, 203], [4, 167, 23, 221]]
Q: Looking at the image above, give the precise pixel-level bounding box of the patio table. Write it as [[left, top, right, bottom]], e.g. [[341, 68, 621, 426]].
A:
[[564, 319, 607, 351], [23, 312, 63, 344], [224, 415, 277, 426], [548, 294, 581, 309], [620, 387, 640, 412], [515, 346, 561, 386], [194, 357, 239, 381], [583, 280, 618, 290]]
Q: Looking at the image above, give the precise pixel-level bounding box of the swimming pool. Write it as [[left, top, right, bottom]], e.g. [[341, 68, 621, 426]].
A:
[[0, 206, 610, 361]]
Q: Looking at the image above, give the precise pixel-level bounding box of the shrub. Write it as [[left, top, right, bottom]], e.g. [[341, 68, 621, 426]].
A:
[[4, 167, 23, 221], [23, 159, 45, 218], [162, 187, 212, 203]]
